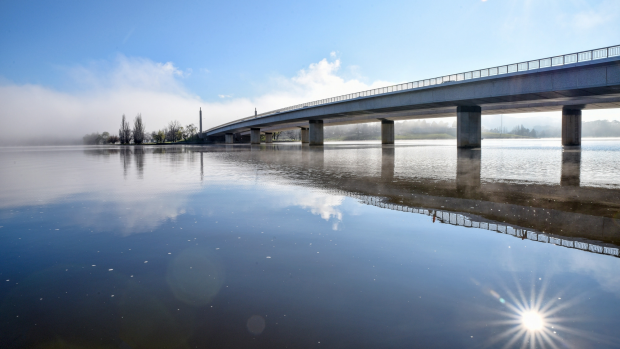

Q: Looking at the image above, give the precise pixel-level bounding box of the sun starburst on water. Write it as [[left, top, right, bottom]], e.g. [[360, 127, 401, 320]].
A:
[[481, 276, 594, 349]]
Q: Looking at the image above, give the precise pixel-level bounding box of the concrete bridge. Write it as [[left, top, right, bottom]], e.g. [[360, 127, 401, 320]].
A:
[[202, 45, 620, 147]]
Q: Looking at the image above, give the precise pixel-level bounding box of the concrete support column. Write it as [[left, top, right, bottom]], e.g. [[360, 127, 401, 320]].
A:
[[265, 132, 273, 143], [561, 148, 581, 186], [250, 128, 261, 144], [309, 120, 324, 146], [225, 133, 234, 144], [300, 127, 309, 144], [457, 106, 481, 148], [381, 120, 395, 145], [562, 108, 582, 146]]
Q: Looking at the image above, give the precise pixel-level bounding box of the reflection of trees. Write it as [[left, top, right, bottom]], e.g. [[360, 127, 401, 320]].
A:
[[83, 148, 120, 157], [85, 146, 206, 180], [134, 147, 145, 178], [120, 147, 132, 177]]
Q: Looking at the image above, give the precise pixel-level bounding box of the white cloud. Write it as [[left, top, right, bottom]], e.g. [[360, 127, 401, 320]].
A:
[[218, 94, 232, 99], [0, 54, 393, 144]]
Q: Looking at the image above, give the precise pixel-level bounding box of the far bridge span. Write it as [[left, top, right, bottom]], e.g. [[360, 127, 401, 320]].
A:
[[202, 46, 620, 147]]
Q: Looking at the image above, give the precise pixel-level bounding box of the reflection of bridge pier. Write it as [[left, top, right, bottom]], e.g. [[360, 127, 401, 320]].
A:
[[456, 148, 481, 193], [561, 148, 581, 187], [302, 145, 324, 168], [381, 147, 395, 180], [309, 146, 324, 168]]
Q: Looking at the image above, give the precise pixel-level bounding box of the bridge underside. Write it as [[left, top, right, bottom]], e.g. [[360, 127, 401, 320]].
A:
[[233, 95, 620, 134], [204, 56, 620, 146]]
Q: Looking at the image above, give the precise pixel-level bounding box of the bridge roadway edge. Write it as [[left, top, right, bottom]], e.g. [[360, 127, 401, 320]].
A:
[[205, 56, 620, 139]]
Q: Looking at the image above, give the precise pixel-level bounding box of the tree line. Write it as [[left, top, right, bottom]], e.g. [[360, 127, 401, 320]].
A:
[[83, 114, 198, 145]]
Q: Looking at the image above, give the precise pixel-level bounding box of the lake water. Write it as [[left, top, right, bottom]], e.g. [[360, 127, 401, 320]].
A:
[[1, 139, 619, 348]]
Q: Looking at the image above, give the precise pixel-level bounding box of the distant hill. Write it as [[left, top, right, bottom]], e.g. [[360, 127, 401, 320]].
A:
[[482, 115, 620, 137]]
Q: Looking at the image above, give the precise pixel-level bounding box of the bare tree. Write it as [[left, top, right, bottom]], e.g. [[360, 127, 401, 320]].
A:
[[101, 131, 110, 143], [166, 120, 182, 142], [143, 131, 153, 143], [107, 135, 120, 144], [185, 124, 197, 139], [119, 114, 132, 144], [133, 114, 146, 144]]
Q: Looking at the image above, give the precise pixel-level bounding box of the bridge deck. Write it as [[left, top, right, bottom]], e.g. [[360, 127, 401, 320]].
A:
[[205, 46, 620, 136]]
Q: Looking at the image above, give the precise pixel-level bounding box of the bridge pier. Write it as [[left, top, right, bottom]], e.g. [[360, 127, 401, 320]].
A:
[[457, 106, 481, 148], [301, 127, 309, 144], [225, 133, 234, 144], [381, 120, 395, 145], [250, 128, 261, 144], [265, 132, 273, 143], [562, 107, 582, 146], [309, 120, 324, 146]]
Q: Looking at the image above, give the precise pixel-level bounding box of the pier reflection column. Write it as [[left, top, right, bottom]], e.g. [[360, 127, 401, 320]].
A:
[[381, 146, 395, 180], [456, 148, 481, 194], [309, 120, 324, 146], [457, 106, 481, 148], [561, 148, 581, 186], [306, 145, 324, 168]]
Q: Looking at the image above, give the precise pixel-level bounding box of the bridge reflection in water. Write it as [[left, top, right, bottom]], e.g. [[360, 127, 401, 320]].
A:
[[347, 193, 619, 258], [205, 142, 620, 258]]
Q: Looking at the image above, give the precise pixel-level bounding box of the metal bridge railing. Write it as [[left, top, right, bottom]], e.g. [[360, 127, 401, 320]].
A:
[[205, 45, 620, 134]]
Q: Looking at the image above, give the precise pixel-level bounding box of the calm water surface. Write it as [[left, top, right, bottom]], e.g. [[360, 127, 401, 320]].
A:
[[1, 139, 620, 348]]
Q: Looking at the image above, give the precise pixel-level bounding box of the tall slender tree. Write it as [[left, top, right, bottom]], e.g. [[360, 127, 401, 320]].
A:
[[119, 114, 132, 144], [133, 114, 145, 144]]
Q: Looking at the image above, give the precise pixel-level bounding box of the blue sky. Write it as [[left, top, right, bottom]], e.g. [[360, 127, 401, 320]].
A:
[[1, 0, 619, 140]]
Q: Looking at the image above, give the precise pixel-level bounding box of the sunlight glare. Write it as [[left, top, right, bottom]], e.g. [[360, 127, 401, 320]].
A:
[[521, 311, 543, 331]]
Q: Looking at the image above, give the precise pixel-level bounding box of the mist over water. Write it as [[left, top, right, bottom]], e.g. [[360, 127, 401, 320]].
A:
[[1, 139, 619, 348]]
